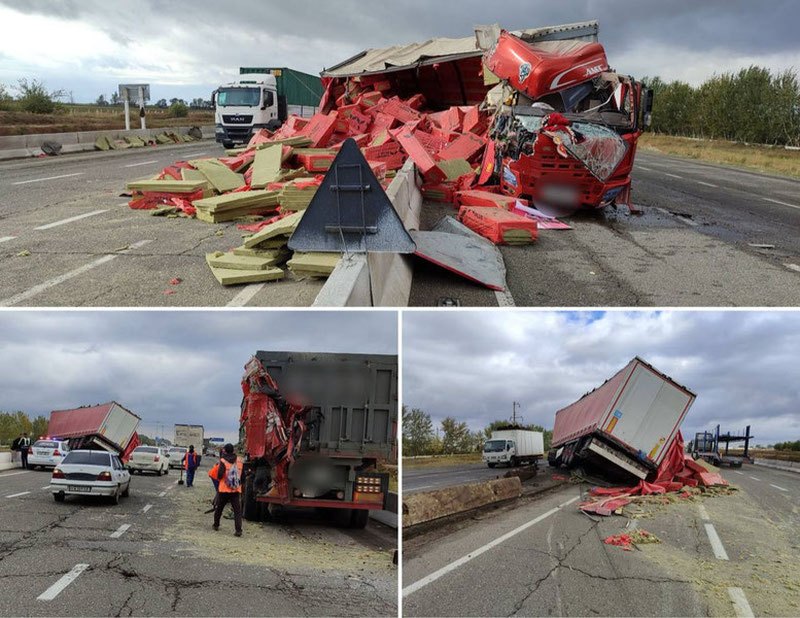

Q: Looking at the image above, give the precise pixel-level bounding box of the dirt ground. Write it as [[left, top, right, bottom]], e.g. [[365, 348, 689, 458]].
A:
[[402, 454, 482, 470]]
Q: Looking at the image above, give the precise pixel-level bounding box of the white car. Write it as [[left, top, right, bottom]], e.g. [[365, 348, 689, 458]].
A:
[[127, 446, 170, 475], [51, 450, 131, 504], [27, 439, 70, 470], [168, 447, 187, 469]]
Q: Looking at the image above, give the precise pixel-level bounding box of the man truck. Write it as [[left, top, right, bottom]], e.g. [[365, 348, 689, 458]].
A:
[[213, 67, 323, 148], [548, 357, 695, 481], [483, 428, 544, 468], [240, 351, 397, 529]]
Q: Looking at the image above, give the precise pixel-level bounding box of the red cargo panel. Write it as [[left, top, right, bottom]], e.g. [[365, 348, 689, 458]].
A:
[[47, 403, 114, 438], [299, 113, 338, 148], [458, 206, 538, 245]]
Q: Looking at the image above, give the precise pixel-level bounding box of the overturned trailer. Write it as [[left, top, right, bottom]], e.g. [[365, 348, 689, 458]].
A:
[[549, 357, 695, 481]]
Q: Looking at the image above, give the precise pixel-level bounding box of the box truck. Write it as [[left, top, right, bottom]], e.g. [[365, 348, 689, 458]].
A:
[[483, 428, 544, 468], [213, 67, 323, 148], [549, 357, 695, 480], [46, 401, 141, 461], [173, 424, 204, 450], [241, 351, 397, 529]]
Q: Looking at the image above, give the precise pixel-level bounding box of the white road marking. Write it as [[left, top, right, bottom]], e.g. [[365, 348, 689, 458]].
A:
[[158, 490, 167, 497], [697, 504, 710, 520], [663, 173, 683, 179], [110, 524, 131, 538], [37, 564, 89, 601], [123, 159, 159, 168], [728, 587, 755, 618], [749, 476, 760, 481], [12, 172, 84, 186], [770, 483, 788, 491], [142, 503, 153, 513], [409, 485, 436, 491], [784, 264, 800, 273], [5, 491, 31, 498], [182, 151, 207, 158], [41, 486, 51, 490], [0, 236, 17, 244], [495, 288, 516, 307], [0, 471, 30, 478], [627, 519, 638, 530], [34, 209, 108, 231], [227, 283, 265, 307], [0, 239, 152, 307], [636, 166, 653, 171], [403, 495, 580, 597], [734, 471, 744, 475], [696, 181, 718, 188], [704, 523, 729, 560], [676, 216, 698, 227], [763, 197, 800, 211]]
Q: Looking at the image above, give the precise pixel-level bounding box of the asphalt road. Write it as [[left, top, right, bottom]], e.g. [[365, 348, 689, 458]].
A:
[[410, 150, 800, 306], [402, 463, 800, 617], [0, 461, 397, 617], [403, 462, 507, 494]]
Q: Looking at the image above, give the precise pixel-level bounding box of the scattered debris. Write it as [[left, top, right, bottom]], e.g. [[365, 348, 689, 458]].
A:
[[604, 529, 661, 551], [15, 250, 31, 257]]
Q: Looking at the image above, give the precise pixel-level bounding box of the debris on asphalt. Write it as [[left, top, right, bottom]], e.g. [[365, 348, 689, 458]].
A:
[[95, 130, 200, 151], [603, 529, 662, 551]]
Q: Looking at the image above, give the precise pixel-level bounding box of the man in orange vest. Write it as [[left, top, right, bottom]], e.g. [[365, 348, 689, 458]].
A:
[[183, 445, 200, 487], [211, 443, 243, 536]]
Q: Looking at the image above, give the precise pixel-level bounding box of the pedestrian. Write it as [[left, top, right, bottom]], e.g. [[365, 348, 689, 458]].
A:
[[11, 434, 21, 467], [212, 443, 243, 537], [18, 433, 30, 469], [184, 445, 200, 487], [207, 452, 221, 509]]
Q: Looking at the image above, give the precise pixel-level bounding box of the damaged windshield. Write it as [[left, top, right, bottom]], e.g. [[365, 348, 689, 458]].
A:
[[545, 122, 628, 182], [217, 88, 260, 107]]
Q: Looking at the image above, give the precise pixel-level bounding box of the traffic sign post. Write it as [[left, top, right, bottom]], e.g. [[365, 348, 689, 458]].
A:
[[118, 84, 150, 131]]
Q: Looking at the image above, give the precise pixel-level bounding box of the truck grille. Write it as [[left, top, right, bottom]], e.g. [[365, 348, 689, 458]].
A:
[[222, 114, 253, 124], [64, 472, 97, 481]]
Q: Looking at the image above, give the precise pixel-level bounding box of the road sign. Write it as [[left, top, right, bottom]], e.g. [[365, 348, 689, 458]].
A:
[[118, 84, 150, 101]]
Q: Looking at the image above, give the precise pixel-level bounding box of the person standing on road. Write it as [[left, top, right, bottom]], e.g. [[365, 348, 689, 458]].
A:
[[184, 445, 200, 487], [18, 433, 30, 469], [212, 443, 243, 537]]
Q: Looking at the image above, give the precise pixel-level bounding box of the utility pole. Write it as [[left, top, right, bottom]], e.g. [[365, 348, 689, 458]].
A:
[[511, 401, 522, 426]]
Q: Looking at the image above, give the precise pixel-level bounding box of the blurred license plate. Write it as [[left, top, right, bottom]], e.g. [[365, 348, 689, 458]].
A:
[[37, 450, 49, 455], [68, 486, 91, 492]]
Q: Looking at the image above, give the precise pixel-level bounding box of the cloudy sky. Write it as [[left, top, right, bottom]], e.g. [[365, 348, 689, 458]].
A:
[[403, 311, 800, 446], [1, 0, 798, 103], [0, 311, 397, 443]]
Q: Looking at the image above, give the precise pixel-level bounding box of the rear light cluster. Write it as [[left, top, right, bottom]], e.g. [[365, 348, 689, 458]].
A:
[[27, 447, 32, 454], [355, 476, 382, 494], [53, 450, 61, 457], [52, 469, 65, 479], [96, 471, 112, 481], [153, 456, 160, 462]]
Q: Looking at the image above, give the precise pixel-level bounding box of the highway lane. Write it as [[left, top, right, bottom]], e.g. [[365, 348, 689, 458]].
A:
[[403, 463, 799, 617], [0, 462, 397, 617], [403, 463, 506, 494], [410, 151, 800, 307]]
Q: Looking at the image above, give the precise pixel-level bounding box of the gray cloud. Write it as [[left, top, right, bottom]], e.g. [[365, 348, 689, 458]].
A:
[[402, 311, 800, 446], [0, 311, 397, 442]]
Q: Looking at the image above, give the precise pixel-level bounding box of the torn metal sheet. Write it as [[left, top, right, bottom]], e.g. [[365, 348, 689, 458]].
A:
[[410, 230, 506, 291]]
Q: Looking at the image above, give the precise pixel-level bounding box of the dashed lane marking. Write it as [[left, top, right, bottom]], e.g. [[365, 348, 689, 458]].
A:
[[704, 523, 729, 560], [763, 197, 800, 211], [123, 160, 159, 168], [696, 181, 718, 188], [663, 172, 683, 179], [37, 564, 89, 601], [784, 264, 800, 273], [0, 239, 152, 307], [655, 207, 698, 227], [697, 504, 710, 520], [728, 587, 755, 618], [142, 503, 153, 513], [734, 471, 744, 475], [41, 486, 50, 490], [12, 173, 84, 186], [636, 165, 653, 171], [34, 209, 108, 230], [770, 483, 788, 491], [0, 236, 17, 244], [5, 491, 31, 498], [227, 283, 265, 307], [110, 524, 131, 538], [402, 494, 580, 597], [0, 471, 30, 478], [158, 490, 168, 497], [749, 476, 760, 481]]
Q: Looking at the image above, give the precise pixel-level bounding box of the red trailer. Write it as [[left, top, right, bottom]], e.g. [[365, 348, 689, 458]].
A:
[[47, 401, 141, 462]]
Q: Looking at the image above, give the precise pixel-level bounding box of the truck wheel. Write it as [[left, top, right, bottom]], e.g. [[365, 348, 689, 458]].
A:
[[331, 508, 352, 528], [487, 463, 496, 468], [222, 141, 234, 149], [350, 509, 369, 529], [510, 457, 518, 468], [242, 476, 260, 521]]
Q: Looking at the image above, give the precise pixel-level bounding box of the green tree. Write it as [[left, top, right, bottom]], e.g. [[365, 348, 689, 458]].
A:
[[31, 415, 48, 440], [169, 101, 188, 118], [17, 78, 65, 114], [402, 406, 434, 457], [0, 83, 13, 111], [441, 416, 472, 454]]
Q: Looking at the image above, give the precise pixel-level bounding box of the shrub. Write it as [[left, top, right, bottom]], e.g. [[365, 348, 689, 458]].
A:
[[17, 78, 64, 114], [0, 83, 13, 111], [169, 101, 188, 118]]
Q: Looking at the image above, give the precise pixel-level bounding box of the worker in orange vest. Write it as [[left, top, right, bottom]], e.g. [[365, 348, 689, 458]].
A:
[[211, 443, 243, 536], [183, 445, 200, 487]]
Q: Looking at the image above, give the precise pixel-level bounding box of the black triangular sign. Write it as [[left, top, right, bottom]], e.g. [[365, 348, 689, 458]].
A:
[[288, 138, 416, 254]]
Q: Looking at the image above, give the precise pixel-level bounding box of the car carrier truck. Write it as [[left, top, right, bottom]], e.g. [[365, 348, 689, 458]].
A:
[[548, 357, 695, 481], [213, 67, 323, 148], [240, 351, 397, 529], [46, 401, 141, 462], [483, 428, 543, 468]]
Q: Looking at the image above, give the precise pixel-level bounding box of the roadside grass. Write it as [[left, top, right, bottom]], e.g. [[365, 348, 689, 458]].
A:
[[0, 105, 214, 136], [639, 133, 800, 179], [726, 448, 800, 462], [402, 453, 482, 469]]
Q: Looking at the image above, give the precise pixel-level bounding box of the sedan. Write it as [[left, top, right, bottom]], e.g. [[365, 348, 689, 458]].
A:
[[168, 447, 187, 469], [127, 446, 170, 475], [27, 439, 70, 470], [51, 450, 131, 504]]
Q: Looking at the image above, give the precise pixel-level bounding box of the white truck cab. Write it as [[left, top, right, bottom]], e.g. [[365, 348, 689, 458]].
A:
[[483, 429, 544, 468], [213, 74, 284, 148]]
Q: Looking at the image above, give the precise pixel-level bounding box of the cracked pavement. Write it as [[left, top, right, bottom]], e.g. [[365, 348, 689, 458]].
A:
[[402, 463, 800, 617], [0, 461, 397, 617]]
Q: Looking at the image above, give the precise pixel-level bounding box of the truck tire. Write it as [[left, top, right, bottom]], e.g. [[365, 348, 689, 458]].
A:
[[222, 140, 234, 150], [242, 476, 260, 521], [331, 508, 352, 528], [350, 509, 369, 529], [510, 457, 519, 468], [487, 463, 496, 468]]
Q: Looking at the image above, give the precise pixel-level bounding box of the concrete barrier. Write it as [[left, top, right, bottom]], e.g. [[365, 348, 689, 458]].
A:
[[754, 457, 800, 474], [403, 477, 522, 528], [313, 159, 422, 307], [0, 452, 17, 472], [0, 125, 215, 161]]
